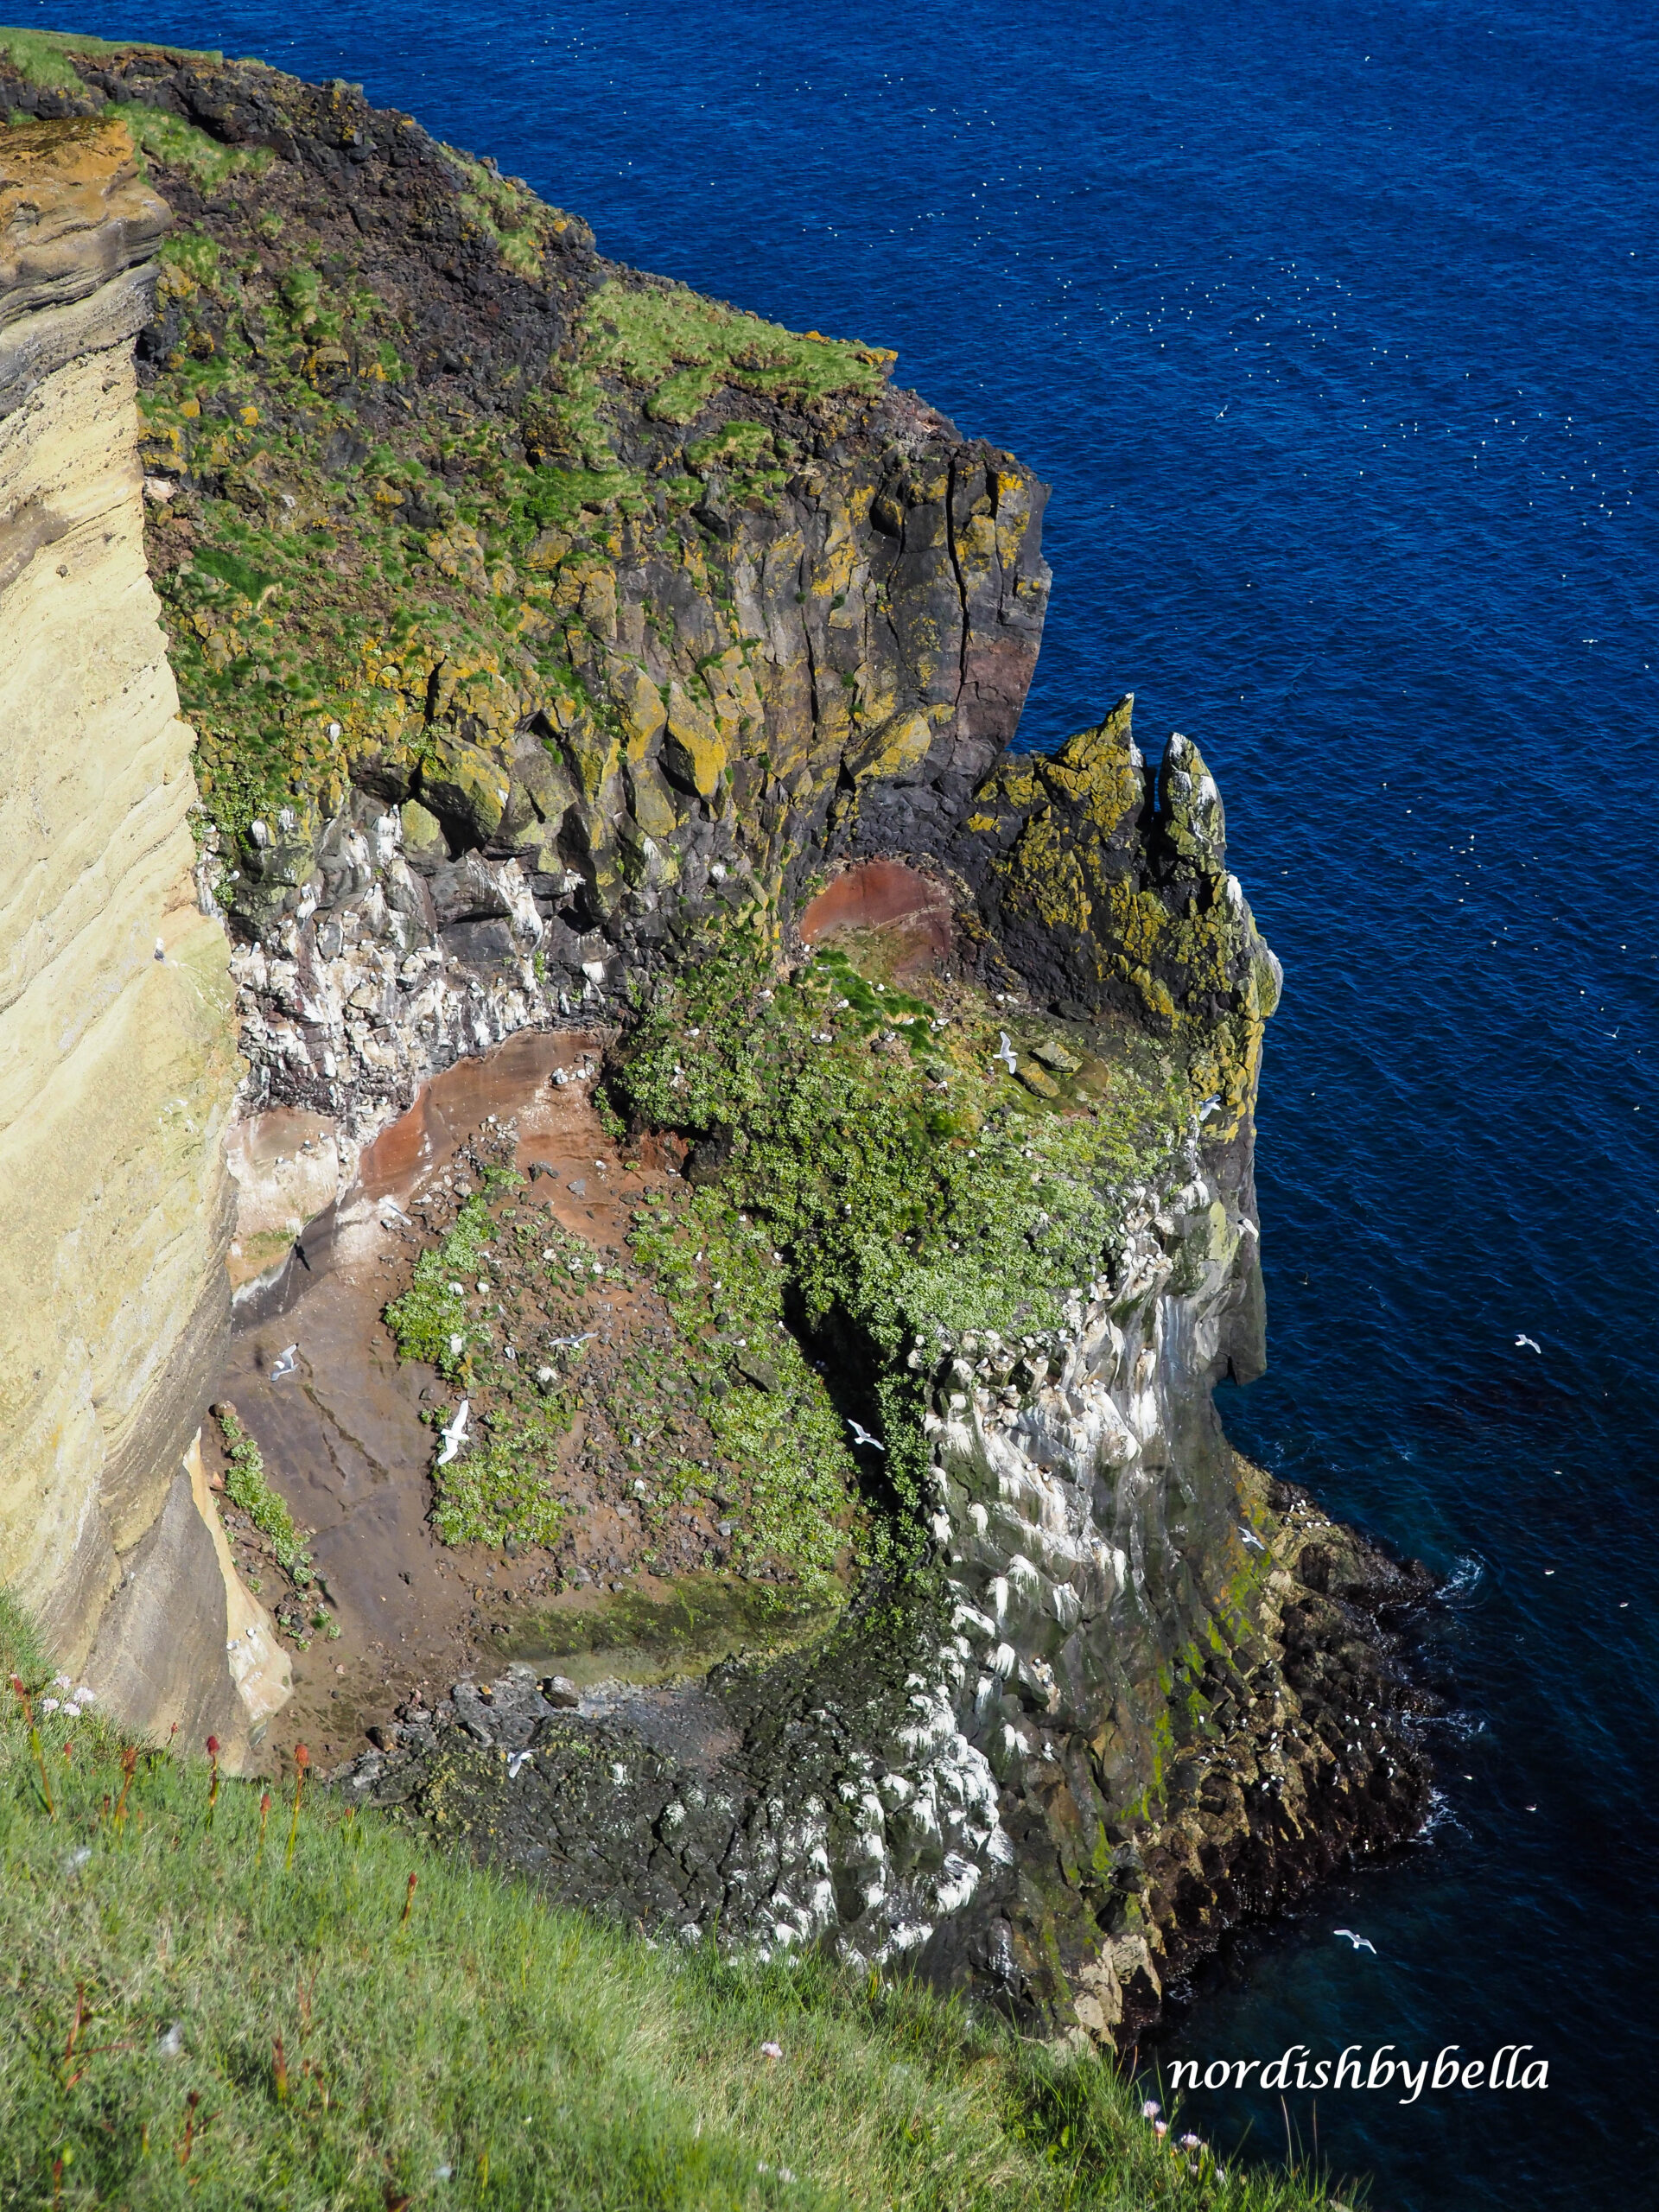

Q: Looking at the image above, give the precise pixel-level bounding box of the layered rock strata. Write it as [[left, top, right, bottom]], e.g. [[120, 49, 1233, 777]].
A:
[[0, 117, 284, 1761]]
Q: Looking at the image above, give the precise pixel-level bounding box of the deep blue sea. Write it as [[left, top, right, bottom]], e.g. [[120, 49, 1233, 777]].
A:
[[25, 1, 1658, 2200]]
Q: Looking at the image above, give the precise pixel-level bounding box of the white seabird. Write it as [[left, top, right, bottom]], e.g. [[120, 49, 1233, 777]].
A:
[[435, 1399, 471, 1466]]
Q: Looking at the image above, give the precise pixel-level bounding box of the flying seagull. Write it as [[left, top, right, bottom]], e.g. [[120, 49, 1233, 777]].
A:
[[1333, 1929, 1377, 1955], [1197, 1095, 1222, 1122], [435, 1399, 470, 1467], [269, 1344, 299, 1380], [549, 1332, 595, 1351], [847, 1419, 886, 1452], [1515, 1333, 1542, 1354], [992, 1032, 1018, 1076]]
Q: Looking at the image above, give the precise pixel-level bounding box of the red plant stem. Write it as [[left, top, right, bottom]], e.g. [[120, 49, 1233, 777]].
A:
[[285, 1746, 309, 1872], [113, 1745, 137, 1830], [400, 1872, 417, 1925], [13, 1674, 55, 1819]]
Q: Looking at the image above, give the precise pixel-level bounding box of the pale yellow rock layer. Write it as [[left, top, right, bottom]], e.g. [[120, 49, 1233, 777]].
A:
[[0, 118, 282, 1761]]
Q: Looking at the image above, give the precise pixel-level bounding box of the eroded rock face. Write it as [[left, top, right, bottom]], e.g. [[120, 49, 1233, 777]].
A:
[[0, 118, 283, 1764], [918, 1160, 1430, 2036], [340, 1129, 1429, 2039], [943, 697, 1284, 1136]]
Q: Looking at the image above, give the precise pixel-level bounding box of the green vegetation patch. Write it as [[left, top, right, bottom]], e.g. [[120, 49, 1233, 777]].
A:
[[110, 97, 270, 186], [215, 1408, 312, 1586], [438, 142, 589, 283], [685, 417, 773, 473], [611, 947, 1188, 1517], [582, 277, 892, 426], [0, 26, 221, 89], [382, 1154, 858, 1586], [501, 1572, 842, 1688], [0, 1584, 1341, 2211], [628, 1187, 859, 1586], [385, 1174, 574, 1548]]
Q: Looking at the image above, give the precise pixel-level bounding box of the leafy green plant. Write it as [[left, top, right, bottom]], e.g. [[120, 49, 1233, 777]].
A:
[[611, 947, 1186, 1515], [215, 1408, 312, 1586]]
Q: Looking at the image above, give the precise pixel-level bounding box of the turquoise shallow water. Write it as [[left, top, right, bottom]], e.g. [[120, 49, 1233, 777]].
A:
[[19, 0, 1659, 2199]]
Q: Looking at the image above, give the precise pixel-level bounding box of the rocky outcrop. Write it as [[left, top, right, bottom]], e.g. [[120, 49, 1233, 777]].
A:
[[0, 117, 284, 1763], [939, 696, 1284, 1139], [341, 1123, 1429, 2037], [0, 41, 1051, 1138]]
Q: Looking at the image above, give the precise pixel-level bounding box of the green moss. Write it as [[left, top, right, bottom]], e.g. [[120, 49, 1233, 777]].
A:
[[191, 540, 276, 607], [500, 1572, 842, 1686], [685, 418, 772, 473], [582, 277, 891, 429]]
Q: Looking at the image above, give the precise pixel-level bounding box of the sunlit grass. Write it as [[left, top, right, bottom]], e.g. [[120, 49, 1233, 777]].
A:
[[0, 1589, 1348, 2210]]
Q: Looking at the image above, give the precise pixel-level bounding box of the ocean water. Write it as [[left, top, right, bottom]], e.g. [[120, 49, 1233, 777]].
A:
[[22, 0, 1658, 2201]]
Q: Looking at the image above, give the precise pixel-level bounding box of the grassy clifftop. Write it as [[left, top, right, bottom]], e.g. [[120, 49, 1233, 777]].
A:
[[0, 1591, 1347, 2211]]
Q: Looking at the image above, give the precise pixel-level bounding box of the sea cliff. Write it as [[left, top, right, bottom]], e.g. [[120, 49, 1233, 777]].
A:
[[0, 111, 285, 1762], [0, 32, 1430, 2043]]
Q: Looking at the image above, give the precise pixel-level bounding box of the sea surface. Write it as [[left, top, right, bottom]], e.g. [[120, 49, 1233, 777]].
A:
[[22, 0, 1658, 2201]]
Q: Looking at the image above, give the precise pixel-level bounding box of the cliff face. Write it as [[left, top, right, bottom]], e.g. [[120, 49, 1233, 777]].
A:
[[0, 117, 285, 1760], [0, 41, 1051, 1136], [343, 1059, 1427, 2037], [0, 43, 1427, 2039]]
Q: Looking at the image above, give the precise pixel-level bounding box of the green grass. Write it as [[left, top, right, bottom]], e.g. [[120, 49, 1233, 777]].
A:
[[581, 279, 890, 426], [0, 1588, 1350, 2210], [0, 26, 221, 89], [111, 99, 270, 186]]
